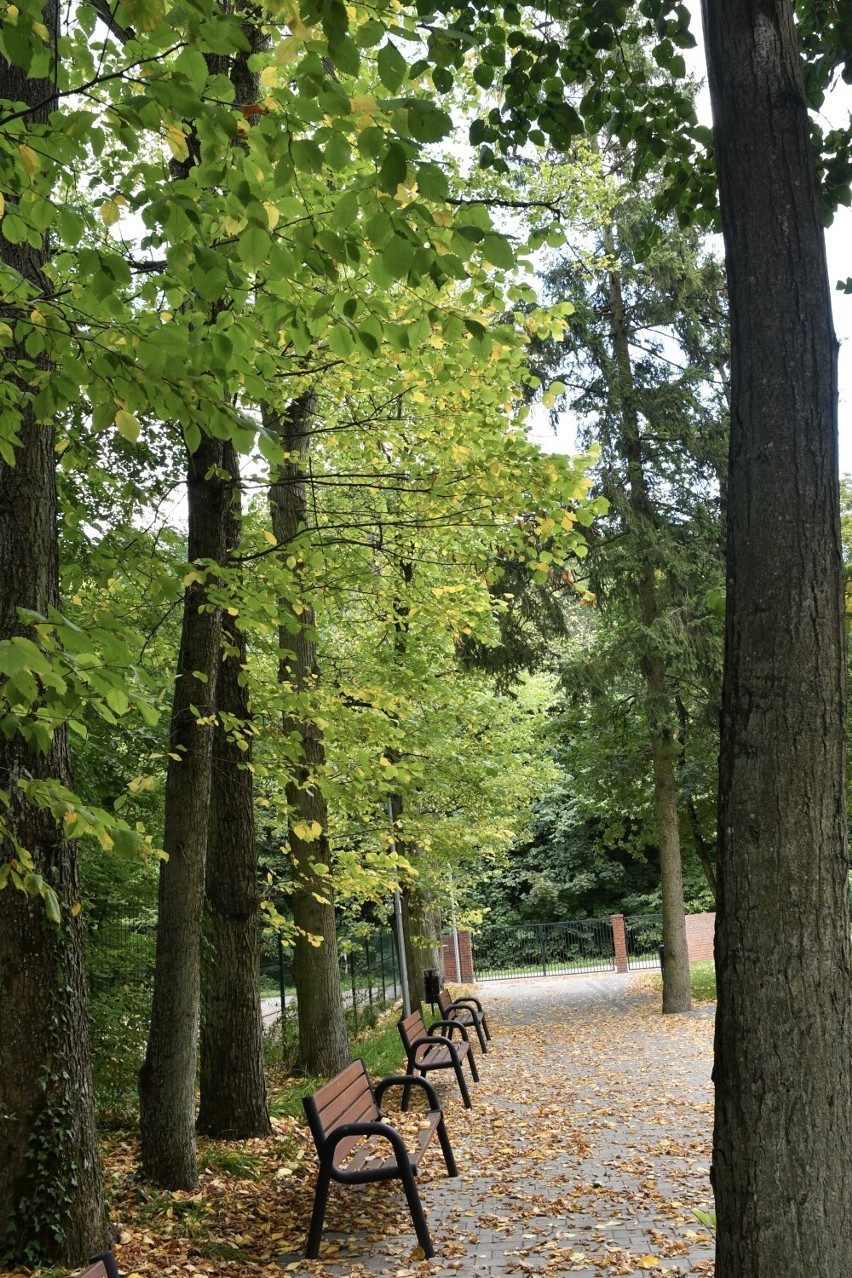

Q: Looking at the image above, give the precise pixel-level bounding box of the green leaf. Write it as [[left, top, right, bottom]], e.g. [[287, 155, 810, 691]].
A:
[[118, 0, 167, 30], [43, 886, 61, 924], [238, 225, 271, 271], [482, 233, 515, 270], [378, 143, 408, 194], [1, 213, 28, 245], [377, 41, 406, 92], [417, 162, 449, 202]]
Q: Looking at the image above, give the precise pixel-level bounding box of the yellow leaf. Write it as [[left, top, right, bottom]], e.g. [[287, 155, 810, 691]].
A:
[[19, 143, 39, 178], [259, 64, 278, 90], [275, 35, 303, 64], [114, 408, 141, 442], [164, 124, 189, 162], [71, 901, 82, 916], [349, 94, 377, 115], [63, 811, 77, 826], [287, 14, 313, 38], [637, 1258, 661, 1269], [100, 199, 121, 227], [32, 19, 49, 38], [0, 191, 4, 218], [264, 201, 280, 231], [263, 529, 277, 546]]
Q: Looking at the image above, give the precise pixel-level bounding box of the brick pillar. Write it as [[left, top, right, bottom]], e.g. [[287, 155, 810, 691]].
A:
[[611, 914, 628, 973], [441, 931, 475, 983]]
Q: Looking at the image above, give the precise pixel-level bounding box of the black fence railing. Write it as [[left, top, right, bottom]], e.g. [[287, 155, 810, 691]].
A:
[[85, 918, 403, 1030], [625, 914, 664, 969], [473, 918, 617, 981], [259, 928, 402, 1030]]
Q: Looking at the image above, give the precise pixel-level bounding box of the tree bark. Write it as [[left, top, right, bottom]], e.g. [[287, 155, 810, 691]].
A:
[[604, 224, 691, 1013], [267, 398, 349, 1078], [0, 18, 107, 1273], [197, 443, 271, 1138], [139, 435, 230, 1187], [0, 9, 108, 1264], [701, 1, 852, 1271]]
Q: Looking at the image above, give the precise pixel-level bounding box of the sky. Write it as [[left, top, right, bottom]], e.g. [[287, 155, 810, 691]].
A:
[[529, 25, 852, 474]]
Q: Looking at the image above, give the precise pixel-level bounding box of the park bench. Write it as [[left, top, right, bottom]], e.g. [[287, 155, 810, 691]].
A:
[[398, 1008, 479, 1110], [76, 1253, 120, 1278], [437, 987, 491, 1053], [302, 1056, 458, 1261]]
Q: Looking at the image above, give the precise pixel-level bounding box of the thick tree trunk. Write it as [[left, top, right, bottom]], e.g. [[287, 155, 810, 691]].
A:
[[197, 444, 270, 1138], [702, 1, 852, 1271], [267, 399, 349, 1078], [139, 435, 229, 1187], [605, 227, 691, 1013], [0, 12, 108, 1263]]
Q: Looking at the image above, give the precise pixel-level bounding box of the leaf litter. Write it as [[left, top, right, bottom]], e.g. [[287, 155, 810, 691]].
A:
[[3, 976, 715, 1278]]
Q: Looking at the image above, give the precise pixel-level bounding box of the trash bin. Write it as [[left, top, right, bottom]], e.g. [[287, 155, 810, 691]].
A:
[[423, 967, 440, 1009]]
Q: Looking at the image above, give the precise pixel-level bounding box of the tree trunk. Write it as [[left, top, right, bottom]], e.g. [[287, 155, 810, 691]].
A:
[[197, 443, 270, 1138], [139, 435, 229, 1187], [604, 225, 691, 1013], [702, 0, 852, 1271], [267, 398, 349, 1078], [0, 10, 108, 1263]]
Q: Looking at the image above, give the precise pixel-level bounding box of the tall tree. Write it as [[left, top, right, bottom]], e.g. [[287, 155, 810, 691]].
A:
[[701, 0, 852, 1270], [530, 172, 727, 1009], [268, 395, 349, 1078], [138, 432, 230, 1187], [197, 441, 271, 1139], [0, 1, 108, 1261]]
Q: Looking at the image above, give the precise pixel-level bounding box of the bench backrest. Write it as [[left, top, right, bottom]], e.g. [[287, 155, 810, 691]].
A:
[[398, 1009, 427, 1054], [303, 1058, 379, 1165], [437, 989, 454, 1017], [77, 1264, 108, 1278]]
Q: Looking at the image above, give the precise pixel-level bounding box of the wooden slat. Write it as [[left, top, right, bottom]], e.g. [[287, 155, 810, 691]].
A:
[[77, 1265, 108, 1278], [311, 1059, 367, 1112], [316, 1078, 377, 1133]]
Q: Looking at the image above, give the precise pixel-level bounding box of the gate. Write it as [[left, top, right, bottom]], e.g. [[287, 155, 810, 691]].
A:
[[625, 914, 663, 970], [473, 918, 616, 981]]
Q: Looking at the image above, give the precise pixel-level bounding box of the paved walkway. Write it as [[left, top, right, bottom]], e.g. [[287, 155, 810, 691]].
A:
[[280, 973, 715, 1277]]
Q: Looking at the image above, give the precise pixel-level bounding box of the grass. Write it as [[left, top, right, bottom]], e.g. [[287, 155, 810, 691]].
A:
[[267, 998, 408, 1120], [648, 959, 717, 1003]]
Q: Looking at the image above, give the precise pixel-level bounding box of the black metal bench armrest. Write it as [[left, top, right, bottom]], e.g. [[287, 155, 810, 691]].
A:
[[323, 1120, 411, 1181], [446, 996, 483, 1015], [409, 1032, 464, 1067], [375, 1074, 442, 1112], [427, 1018, 470, 1043]]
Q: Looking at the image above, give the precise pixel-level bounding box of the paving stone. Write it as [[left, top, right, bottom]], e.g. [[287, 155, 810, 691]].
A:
[[279, 974, 715, 1277]]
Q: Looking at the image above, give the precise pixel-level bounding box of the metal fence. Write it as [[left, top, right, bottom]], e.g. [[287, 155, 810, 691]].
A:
[[625, 914, 664, 970], [85, 918, 403, 1029], [259, 928, 402, 1028], [473, 918, 617, 981]]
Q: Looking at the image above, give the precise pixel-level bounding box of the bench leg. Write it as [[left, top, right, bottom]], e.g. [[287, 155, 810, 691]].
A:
[[468, 1051, 480, 1084], [481, 1012, 491, 1041], [453, 1060, 472, 1108], [437, 1114, 459, 1178], [398, 1160, 435, 1259], [305, 1165, 332, 1259], [472, 1018, 487, 1053]]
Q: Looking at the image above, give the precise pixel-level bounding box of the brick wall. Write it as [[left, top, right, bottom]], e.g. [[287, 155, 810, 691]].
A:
[[442, 930, 474, 983], [685, 911, 715, 961]]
